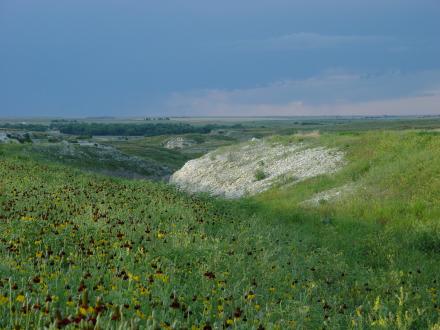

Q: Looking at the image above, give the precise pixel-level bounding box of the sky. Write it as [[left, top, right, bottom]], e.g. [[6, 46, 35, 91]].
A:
[[1, 0, 440, 117]]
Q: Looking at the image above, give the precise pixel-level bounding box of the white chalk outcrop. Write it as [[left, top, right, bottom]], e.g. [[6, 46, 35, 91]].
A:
[[170, 140, 345, 198], [164, 137, 195, 150]]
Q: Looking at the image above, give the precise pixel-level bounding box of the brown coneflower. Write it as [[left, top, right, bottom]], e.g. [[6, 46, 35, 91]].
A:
[[204, 271, 216, 280]]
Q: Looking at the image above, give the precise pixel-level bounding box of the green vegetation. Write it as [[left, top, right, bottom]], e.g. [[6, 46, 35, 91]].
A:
[[1, 127, 440, 329], [106, 139, 192, 173], [51, 123, 234, 137], [0, 123, 48, 131], [106, 134, 238, 172], [254, 169, 267, 181]]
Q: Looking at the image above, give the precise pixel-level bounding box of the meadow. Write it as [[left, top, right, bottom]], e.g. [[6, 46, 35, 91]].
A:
[[0, 122, 440, 329]]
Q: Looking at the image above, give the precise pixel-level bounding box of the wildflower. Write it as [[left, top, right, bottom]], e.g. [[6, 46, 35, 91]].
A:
[[16, 294, 25, 303], [204, 271, 216, 280], [0, 295, 9, 305], [128, 272, 140, 282], [66, 297, 75, 307], [170, 297, 180, 309], [245, 291, 256, 300], [234, 307, 243, 318], [154, 271, 169, 283], [373, 296, 381, 312], [138, 285, 149, 295], [356, 306, 363, 317], [136, 310, 145, 319]]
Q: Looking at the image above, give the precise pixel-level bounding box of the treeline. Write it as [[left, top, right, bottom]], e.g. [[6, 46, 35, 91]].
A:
[[0, 123, 48, 131], [0, 121, 245, 136], [51, 122, 237, 136]]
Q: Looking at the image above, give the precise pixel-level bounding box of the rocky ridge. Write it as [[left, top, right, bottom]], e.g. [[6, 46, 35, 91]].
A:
[[170, 139, 345, 198]]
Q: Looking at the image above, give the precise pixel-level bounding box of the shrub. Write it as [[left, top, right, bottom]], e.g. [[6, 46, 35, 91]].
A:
[[254, 168, 267, 181]]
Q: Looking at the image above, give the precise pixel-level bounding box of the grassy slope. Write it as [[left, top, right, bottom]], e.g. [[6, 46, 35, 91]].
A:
[[0, 131, 439, 329], [105, 134, 238, 172]]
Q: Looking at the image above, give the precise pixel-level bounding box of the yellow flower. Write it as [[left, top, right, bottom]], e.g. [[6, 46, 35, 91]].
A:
[[226, 319, 234, 325], [79, 306, 94, 315], [0, 295, 9, 305], [36, 251, 43, 258], [371, 318, 387, 327], [373, 296, 381, 312], [16, 294, 25, 303], [157, 232, 165, 239], [136, 310, 145, 319], [246, 293, 256, 300], [128, 273, 140, 282], [160, 322, 172, 330], [154, 273, 169, 283], [139, 286, 149, 295]]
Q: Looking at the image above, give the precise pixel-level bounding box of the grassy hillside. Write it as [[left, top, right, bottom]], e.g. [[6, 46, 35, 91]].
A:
[[0, 131, 440, 329]]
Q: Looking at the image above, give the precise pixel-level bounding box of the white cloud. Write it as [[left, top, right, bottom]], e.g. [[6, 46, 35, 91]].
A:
[[167, 93, 440, 117], [164, 70, 440, 116]]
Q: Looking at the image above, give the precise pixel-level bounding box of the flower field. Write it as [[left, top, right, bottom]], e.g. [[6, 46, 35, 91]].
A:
[[1, 130, 440, 329]]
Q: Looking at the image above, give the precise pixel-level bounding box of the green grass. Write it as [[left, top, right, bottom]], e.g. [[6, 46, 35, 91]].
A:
[[254, 169, 267, 181], [1, 130, 440, 329], [106, 138, 192, 172], [105, 134, 238, 172]]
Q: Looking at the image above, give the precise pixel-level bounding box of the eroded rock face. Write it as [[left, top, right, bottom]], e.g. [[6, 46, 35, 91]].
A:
[[164, 137, 195, 149], [170, 140, 345, 198]]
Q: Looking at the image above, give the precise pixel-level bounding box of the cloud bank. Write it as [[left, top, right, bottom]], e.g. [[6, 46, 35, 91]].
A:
[[165, 71, 440, 116]]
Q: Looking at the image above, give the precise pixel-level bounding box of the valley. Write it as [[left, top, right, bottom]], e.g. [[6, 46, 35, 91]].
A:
[[1, 117, 440, 328]]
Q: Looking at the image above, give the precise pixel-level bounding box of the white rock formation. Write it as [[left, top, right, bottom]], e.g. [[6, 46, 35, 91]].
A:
[[170, 140, 345, 198], [0, 132, 9, 143], [165, 137, 195, 149]]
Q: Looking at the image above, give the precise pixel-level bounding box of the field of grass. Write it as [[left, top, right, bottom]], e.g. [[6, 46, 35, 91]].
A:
[[105, 134, 238, 173], [1, 129, 440, 329]]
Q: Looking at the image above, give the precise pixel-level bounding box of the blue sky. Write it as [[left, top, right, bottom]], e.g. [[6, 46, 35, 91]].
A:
[[1, 0, 440, 117]]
